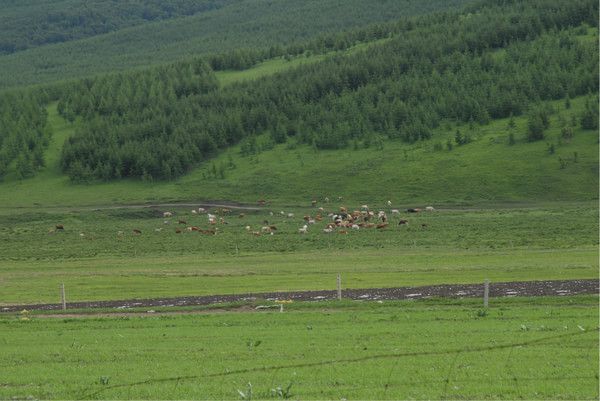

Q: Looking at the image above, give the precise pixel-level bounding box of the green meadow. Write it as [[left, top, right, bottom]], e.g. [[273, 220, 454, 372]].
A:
[[0, 297, 597, 400], [0, 201, 596, 305]]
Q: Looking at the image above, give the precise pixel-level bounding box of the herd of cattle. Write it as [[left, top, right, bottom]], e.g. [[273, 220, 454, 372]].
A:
[[51, 201, 435, 237]]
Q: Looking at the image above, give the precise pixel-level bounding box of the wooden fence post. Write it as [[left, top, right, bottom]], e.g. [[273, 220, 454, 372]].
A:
[[61, 283, 66, 311], [337, 274, 342, 300], [483, 279, 489, 308]]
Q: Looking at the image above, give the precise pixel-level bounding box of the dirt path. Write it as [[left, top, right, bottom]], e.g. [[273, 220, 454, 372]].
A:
[[2, 279, 597, 314]]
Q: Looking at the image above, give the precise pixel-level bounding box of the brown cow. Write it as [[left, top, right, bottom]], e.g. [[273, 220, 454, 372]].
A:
[[55, 224, 64, 230], [133, 229, 142, 235]]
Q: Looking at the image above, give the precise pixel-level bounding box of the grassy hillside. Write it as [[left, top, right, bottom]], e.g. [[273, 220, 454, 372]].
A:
[[0, 95, 596, 209], [0, 0, 472, 89]]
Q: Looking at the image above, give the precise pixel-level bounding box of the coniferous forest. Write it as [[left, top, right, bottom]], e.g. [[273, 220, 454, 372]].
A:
[[52, 0, 598, 181]]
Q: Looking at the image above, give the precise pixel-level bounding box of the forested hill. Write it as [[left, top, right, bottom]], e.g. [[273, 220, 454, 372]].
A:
[[52, 0, 598, 182], [0, 0, 233, 55], [0, 0, 472, 90]]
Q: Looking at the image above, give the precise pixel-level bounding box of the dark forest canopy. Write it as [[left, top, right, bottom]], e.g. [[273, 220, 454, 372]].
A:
[[0, 0, 234, 55], [55, 0, 599, 182], [0, 91, 51, 180], [0, 0, 473, 89]]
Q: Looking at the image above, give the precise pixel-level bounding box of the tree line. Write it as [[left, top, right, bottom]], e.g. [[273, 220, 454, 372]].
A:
[[0, 91, 51, 179]]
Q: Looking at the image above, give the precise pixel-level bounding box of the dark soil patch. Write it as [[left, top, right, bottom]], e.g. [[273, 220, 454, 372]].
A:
[[2, 279, 597, 313]]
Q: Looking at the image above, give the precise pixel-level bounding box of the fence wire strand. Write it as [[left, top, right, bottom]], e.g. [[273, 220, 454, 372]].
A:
[[82, 329, 597, 398]]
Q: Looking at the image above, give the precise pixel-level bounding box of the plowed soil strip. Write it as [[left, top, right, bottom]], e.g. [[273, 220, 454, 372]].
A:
[[1, 279, 597, 313]]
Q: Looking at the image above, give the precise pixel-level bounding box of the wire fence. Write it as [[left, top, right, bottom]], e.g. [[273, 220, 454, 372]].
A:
[[83, 329, 598, 399]]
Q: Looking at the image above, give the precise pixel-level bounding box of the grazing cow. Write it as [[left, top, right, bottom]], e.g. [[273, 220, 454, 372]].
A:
[[198, 208, 206, 213], [308, 219, 316, 225], [239, 213, 245, 218], [191, 210, 197, 214], [133, 229, 142, 235], [398, 219, 409, 225], [175, 228, 182, 234], [376, 223, 389, 229], [406, 208, 421, 213], [245, 225, 251, 231], [163, 212, 173, 218], [178, 220, 187, 225], [298, 225, 308, 234], [287, 213, 294, 218], [351, 224, 360, 230], [191, 226, 200, 231], [303, 215, 311, 221], [269, 225, 278, 231], [209, 219, 217, 225], [55, 224, 64, 230], [425, 206, 435, 212], [391, 209, 400, 215]]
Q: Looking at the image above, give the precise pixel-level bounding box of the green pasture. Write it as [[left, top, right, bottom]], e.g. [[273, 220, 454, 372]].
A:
[[0, 95, 597, 209], [0, 296, 597, 400], [0, 203, 596, 305]]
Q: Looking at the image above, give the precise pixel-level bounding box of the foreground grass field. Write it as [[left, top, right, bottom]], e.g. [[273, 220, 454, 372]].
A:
[[0, 296, 597, 400]]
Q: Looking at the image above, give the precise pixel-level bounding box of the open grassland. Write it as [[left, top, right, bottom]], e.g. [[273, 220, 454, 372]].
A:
[[0, 296, 597, 400], [0, 95, 597, 209], [0, 202, 596, 305]]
